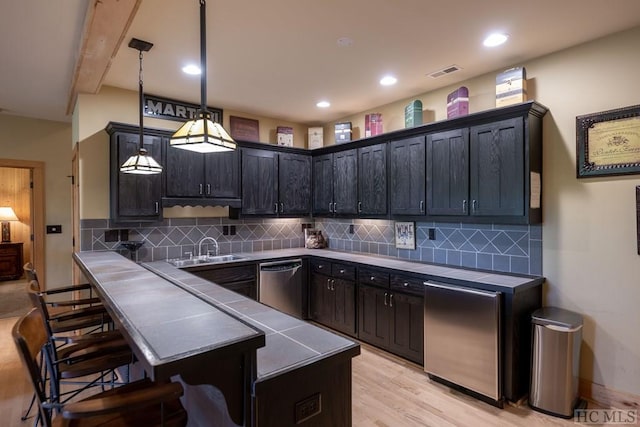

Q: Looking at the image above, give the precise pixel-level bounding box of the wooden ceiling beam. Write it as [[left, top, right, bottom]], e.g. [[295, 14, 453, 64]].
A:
[[66, 0, 142, 115]]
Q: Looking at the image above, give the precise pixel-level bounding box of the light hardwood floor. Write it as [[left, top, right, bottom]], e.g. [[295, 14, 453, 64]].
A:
[[0, 315, 589, 427]]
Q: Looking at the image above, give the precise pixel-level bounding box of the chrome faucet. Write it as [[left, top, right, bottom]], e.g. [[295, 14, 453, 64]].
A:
[[198, 236, 219, 258]]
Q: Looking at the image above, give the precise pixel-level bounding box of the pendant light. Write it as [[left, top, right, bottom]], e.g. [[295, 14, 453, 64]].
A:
[[120, 39, 163, 174], [170, 0, 236, 153]]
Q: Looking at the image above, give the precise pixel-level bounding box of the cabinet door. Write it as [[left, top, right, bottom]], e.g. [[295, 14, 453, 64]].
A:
[[358, 143, 387, 215], [332, 278, 356, 337], [112, 132, 162, 222], [388, 292, 424, 365], [389, 136, 426, 215], [358, 285, 390, 348], [310, 273, 332, 326], [241, 148, 278, 215], [470, 118, 524, 217], [333, 149, 358, 214], [279, 152, 311, 214], [313, 154, 333, 215], [426, 129, 469, 216], [164, 144, 204, 197], [205, 150, 240, 199]]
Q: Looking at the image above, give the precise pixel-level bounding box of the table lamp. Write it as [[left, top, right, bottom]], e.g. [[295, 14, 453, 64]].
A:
[[0, 206, 19, 243]]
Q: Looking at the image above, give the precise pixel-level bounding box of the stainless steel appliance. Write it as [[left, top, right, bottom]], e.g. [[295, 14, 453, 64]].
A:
[[424, 281, 502, 404], [259, 259, 304, 318]]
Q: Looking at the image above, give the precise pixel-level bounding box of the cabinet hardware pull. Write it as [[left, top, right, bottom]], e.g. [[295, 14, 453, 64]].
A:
[[370, 276, 375, 281], [420, 200, 424, 212], [384, 292, 388, 306], [403, 282, 408, 287], [462, 199, 467, 214], [318, 265, 323, 269], [280, 202, 284, 213], [326, 278, 331, 290], [275, 203, 278, 213], [331, 279, 335, 291], [155, 202, 159, 214], [358, 201, 362, 213], [199, 183, 203, 195], [206, 183, 211, 195], [390, 294, 394, 307], [329, 202, 333, 213], [333, 202, 337, 212], [339, 269, 345, 274], [472, 199, 477, 213]]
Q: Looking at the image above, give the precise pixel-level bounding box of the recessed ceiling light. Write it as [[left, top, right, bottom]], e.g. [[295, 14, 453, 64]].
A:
[[316, 101, 331, 108], [182, 64, 201, 75], [379, 75, 397, 86], [483, 33, 509, 47], [337, 37, 354, 47]]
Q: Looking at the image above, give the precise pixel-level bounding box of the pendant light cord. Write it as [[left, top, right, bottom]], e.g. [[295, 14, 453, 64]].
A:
[[138, 49, 145, 151], [200, 0, 207, 113]]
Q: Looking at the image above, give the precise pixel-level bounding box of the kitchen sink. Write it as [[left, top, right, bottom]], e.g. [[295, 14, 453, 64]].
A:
[[169, 254, 246, 267]]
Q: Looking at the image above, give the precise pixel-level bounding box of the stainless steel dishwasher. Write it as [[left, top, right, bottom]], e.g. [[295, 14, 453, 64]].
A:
[[259, 259, 304, 318], [424, 281, 502, 405]]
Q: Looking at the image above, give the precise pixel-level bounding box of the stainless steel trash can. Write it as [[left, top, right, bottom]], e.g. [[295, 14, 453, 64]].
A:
[[529, 307, 583, 418]]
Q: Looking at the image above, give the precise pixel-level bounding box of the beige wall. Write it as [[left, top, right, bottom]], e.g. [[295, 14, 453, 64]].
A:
[[0, 115, 72, 287], [330, 27, 640, 396]]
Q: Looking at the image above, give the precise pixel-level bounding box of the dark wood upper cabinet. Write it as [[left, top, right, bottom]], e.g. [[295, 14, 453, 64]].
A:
[[312, 149, 358, 216], [389, 135, 426, 216], [108, 124, 163, 223], [426, 128, 469, 216], [470, 118, 525, 217], [313, 154, 334, 215], [358, 143, 387, 215], [278, 152, 311, 215], [333, 149, 358, 215], [241, 148, 278, 215], [164, 144, 240, 206], [241, 147, 311, 216]]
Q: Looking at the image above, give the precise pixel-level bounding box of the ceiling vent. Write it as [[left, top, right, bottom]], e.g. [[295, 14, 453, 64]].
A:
[[427, 65, 462, 78]]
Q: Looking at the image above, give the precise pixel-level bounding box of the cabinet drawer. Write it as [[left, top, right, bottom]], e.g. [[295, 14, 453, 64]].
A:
[[0, 247, 18, 256], [390, 274, 425, 296], [358, 267, 389, 288], [311, 259, 331, 275], [332, 263, 356, 281]]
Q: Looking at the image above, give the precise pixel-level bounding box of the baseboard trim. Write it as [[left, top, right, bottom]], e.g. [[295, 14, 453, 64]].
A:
[[579, 379, 640, 409]]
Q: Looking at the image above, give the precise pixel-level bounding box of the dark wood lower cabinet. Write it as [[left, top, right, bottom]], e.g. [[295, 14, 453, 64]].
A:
[[0, 242, 23, 280], [186, 264, 257, 300], [358, 284, 424, 365], [310, 273, 356, 337]]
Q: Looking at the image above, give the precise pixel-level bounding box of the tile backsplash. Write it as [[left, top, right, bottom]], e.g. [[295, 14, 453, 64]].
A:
[[81, 216, 541, 275], [315, 218, 541, 275], [80, 217, 310, 263]]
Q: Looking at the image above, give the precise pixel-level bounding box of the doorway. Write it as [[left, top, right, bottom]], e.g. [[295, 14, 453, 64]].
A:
[[0, 159, 45, 288]]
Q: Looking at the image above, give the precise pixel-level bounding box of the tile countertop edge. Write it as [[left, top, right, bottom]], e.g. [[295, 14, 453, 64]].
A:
[[182, 248, 544, 294]]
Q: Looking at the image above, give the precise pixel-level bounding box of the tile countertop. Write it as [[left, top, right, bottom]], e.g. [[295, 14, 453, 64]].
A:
[[143, 260, 360, 383], [176, 248, 544, 294]]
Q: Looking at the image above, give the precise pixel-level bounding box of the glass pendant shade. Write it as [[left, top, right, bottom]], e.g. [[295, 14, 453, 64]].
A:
[[120, 148, 163, 174], [170, 112, 236, 153]]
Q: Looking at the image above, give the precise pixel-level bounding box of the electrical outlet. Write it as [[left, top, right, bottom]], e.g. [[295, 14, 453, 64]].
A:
[[104, 230, 119, 242], [428, 228, 436, 240], [349, 224, 355, 234], [222, 226, 229, 236], [230, 225, 236, 235], [295, 393, 321, 424]]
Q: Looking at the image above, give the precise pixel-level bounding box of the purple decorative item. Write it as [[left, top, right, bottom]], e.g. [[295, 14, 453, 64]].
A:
[[446, 86, 469, 119]]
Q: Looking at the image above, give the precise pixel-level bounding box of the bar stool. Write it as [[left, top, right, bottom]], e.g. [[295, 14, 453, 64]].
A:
[[13, 309, 188, 427]]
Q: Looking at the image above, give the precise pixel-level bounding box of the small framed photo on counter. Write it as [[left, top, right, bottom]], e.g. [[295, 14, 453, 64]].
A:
[[395, 221, 416, 250]]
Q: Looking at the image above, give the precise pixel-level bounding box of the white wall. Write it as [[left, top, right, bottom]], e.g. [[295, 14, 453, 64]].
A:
[[331, 26, 640, 396]]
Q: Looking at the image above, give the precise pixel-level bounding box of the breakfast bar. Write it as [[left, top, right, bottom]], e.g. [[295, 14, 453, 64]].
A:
[[74, 251, 361, 426]]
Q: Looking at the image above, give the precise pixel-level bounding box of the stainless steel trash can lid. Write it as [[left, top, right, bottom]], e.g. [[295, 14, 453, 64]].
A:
[[532, 307, 583, 329]]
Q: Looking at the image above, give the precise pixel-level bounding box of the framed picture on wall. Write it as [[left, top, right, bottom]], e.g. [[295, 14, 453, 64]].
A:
[[395, 221, 416, 250], [636, 186, 640, 255], [576, 104, 640, 178]]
